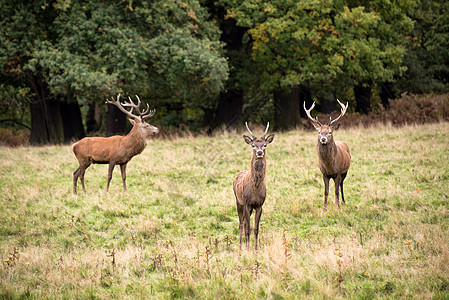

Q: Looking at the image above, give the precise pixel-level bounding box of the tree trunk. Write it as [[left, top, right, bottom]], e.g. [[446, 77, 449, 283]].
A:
[[27, 72, 64, 145], [354, 82, 373, 114], [29, 97, 49, 145], [379, 82, 394, 109], [86, 102, 102, 133], [208, 7, 245, 129], [319, 100, 337, 114], [274, 85, 303, 131], [299, 85, 313, 118], [106, 103, 126, 136], [60, 98, 85, 143], [213, 89, 243, 128]]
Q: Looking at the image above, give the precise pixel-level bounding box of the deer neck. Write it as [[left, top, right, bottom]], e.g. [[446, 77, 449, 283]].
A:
[[249, 155, 266, 187], [318, 139, 337, 165], [123, 124, 147, 154]]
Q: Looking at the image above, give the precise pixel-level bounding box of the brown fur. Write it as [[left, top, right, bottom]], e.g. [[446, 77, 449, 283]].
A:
[[315, 124, 351, 211], [233, 132, 274, 250], [72, 119, 158, 194], [304, 100, 351, 212]]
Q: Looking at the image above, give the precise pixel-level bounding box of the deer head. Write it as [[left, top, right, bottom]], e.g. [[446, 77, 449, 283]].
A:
[[106, 94, 159, 137], [243, 122, 274, 158], [303, 99, 348, 145]]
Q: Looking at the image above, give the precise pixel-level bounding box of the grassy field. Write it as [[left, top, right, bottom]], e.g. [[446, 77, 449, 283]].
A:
[[1, 122, 448, 299]]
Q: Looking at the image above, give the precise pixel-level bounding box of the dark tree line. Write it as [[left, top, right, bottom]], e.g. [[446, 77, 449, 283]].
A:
[[1, 0, 448, 144]]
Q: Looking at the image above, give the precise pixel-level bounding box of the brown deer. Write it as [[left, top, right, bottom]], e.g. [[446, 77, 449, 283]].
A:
[[233, 122, 274, 250], [303, 100, 351, 212], [72, 94, 159, 194]]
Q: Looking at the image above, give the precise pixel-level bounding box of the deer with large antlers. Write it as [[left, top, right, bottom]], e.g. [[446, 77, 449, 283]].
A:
[[304, 100, 351, 212], [233, 122, 274, 250], [72, 94, 158, 194]]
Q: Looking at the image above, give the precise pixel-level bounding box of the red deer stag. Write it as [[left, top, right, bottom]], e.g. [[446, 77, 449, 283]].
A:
[[304, 100, 351, 212], [72, 94, 158, 194], [233, 122, 274, 250]]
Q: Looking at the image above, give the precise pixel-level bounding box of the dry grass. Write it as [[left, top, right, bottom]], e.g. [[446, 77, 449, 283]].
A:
[[1, 122, 448, 299]]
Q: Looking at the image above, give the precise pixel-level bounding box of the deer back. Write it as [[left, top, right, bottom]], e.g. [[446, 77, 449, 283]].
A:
[[73, 121, 149, 164]]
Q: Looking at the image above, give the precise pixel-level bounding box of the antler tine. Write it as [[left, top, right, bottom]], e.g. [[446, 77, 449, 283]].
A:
[[134, 95, 157, 120], [133, 95, 143, 114], [105, 94, 141, 121], [303, 101, 322, 126], [262, 122, 270, 138], [136, 95, 150, 115], [124, 96, 141, 115], [142, 109, 156, 120], [329, 99, 348, 126], [245, 122, 256, 139]]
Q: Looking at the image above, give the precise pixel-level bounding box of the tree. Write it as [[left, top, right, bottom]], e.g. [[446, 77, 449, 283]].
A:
[[220, 0, 415, 128], [394, 0, 449, 95], [205, 6, 247, 129], [0, 1, 82, 144], [0, 0, 228, 143]]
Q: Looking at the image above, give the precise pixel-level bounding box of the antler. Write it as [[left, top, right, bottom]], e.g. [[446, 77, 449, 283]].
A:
[[262, 122, 270, 139], [245, 122, 270, 139], [245, 122, 256, 139], [329, 99, 348, 126], [105, 94, 156, 122], [124, 95, 156, 120], [303, 102, 322, 126]]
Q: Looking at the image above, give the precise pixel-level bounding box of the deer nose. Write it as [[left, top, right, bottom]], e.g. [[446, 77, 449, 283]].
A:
[[256, 150, 263, 157], [320, 137, 327, 143]]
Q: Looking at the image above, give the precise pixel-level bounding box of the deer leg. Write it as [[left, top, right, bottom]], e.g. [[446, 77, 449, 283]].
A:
[[254, 207, 263, 251], [106, 162, 116, 192], [77, 161, 90, 194], [73, 167, 81, 194], [323, 176, 330, 212], [120, 164, 127, 192], [79, 166, 88, 193], [341, 173, 347, 205], [334, 175, 341, 209], [244, 206, 252, 251], [236, 203, 244, 250]]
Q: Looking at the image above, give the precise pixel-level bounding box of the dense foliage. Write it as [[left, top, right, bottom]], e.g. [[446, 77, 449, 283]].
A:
[[0, 0, 228, 142], [223, 0, 413, 90], [1, 0, 449, 142]]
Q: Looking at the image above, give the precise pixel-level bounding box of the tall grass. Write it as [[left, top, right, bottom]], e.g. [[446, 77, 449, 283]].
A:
[[1, 123, 448, 299]]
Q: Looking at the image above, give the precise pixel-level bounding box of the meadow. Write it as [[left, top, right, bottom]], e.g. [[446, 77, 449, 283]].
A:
[[1, 122, 448, 299]]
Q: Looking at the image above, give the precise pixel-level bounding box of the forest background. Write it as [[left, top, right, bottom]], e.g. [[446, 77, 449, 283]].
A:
[[1, 0, 449, 145]]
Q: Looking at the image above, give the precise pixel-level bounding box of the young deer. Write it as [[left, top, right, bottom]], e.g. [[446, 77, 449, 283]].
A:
[[233, 122, 274, 250], [72, 95, 158, 194], [304, 100, 351, 212]]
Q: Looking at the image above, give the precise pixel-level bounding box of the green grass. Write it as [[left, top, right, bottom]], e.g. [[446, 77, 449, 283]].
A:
[[1, 122, 448, 299]]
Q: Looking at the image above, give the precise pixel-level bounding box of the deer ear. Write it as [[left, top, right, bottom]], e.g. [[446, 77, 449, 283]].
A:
[[128, 119, 137, 126], [265, 134, 274, 144], [332, 123, 341, 130], [243, 135, 253, 144]]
